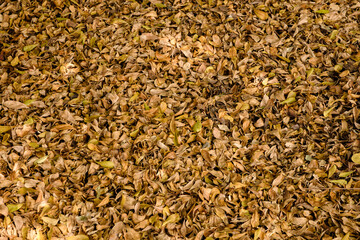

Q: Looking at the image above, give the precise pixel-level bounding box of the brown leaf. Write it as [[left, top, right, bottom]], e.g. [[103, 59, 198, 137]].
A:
[[140, 33, 158, 42], [254, 9, 268, 20], [3, 100, 28, 110], [200, 149, 212, 162], [124, 227, 140, 240], [272, 173, 284, 186]]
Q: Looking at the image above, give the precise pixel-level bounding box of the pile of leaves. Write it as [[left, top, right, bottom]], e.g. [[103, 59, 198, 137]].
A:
[[1, 0, 360, 239]]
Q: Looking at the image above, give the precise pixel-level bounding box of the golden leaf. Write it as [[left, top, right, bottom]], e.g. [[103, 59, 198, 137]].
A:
[[7, 203, 23, 213], [254, 9, 268, 20], [23, 44, 38, 52], [0, 126, 11, 134], [162, 214, 180, 226], [11, 56, 19, 66], [193, 120, 202, 133], [330, 179, 347, 186], [351, 153, 360, 164], [34, 155, 48, 164], [97, 161, 114, 169], [281, 97, 296, 104], [66, 235, 89, 240], [328, 165, 337, 178], [41, 216, 59, 225]]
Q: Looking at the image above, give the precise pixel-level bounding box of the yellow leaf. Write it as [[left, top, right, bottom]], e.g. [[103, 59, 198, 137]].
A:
[[130, 129, 139, 138], [24, 117, 34, 125], [330, 30, 338, 40], [0, 126, 12, 134], [89, 37, 97, 47], [334, 64, 343, 72], [254, 228, 261, 240], [66, 235, 89, 240], [339, 171, 353, 178], [239, 103, 250, 111], [162, 214, 180, 226], [328, 165, 337, 178], [287, 91, 297, 98], [88, 139, 99, 145], [205, 66, 215, 73], [330, 179, 347, 186], [193, 120, 202, 133], [41, 216, 59, 225], [118, 54, 128, 63], [254, 9, 268, 20], [144, 102, 150, 110], [87, 143, 100, 152], [281, 97, 296, 104], [97, 161, 114, 169], [111, 19, 128, 25], [262, 78, 268, 86], [29, 142, 39, 148], [351, 153, 360, 164], [307, 68, 315, 78], [7, 203, 23, 213], [342, 232, 350, 240], [315, 9, 329, 14], [129, 92, 139, 102], [11, 56, 19, 66], [324, 106, 335, 117], [34, 155, 48, 164], [155, 3, 166, 8], [277, 55, 290, 63], [160, 102, 167, 113], [18, 187, 36, 195], [23, 44, 38, 52]]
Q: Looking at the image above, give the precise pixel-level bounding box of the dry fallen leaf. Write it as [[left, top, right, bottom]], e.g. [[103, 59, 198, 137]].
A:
[[66, 235, 89, 240], [3, 101, 28, 110], [351, 153, 360, 164], [254, 8, 268, 20]]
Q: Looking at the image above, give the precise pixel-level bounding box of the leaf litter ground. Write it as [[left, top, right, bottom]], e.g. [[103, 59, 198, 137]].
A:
[[1, 0, 360, 239]]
